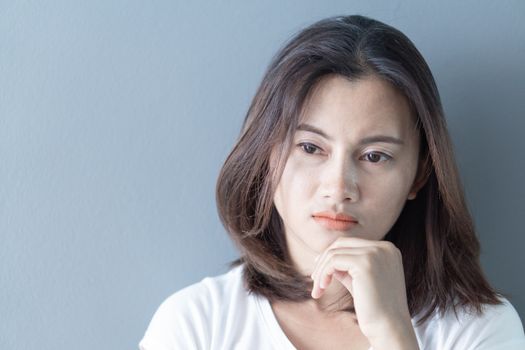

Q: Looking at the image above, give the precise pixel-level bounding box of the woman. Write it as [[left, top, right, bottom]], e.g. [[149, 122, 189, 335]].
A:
[[140, 15, 525, 349]]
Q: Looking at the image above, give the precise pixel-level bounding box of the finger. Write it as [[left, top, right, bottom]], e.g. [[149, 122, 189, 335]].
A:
[[311, 254, 345, 298], [311, 247, 370, 284], [317, 253, 365, 291], [311, 281, 322, 299], [311, 274, 324, 299], [333, 270, 353, 294], [312, 260, 359, 299], [328, 236, 383, 249], [311, 238, 383, 279], [319, 270, 334, 289], [312, 252, 361, 299]]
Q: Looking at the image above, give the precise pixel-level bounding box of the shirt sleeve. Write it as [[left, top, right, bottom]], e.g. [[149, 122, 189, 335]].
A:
[[138, 284, 212, 350]]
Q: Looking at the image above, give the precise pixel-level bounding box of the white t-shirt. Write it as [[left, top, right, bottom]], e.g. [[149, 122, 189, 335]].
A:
[[139, 265, 525, 349]]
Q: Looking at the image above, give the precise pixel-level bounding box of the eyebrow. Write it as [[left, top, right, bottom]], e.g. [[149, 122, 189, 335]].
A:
[[296, 123, 405, 146]]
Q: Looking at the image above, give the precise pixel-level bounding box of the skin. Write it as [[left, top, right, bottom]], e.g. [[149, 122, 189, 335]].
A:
[[272, 74, 424, 349]]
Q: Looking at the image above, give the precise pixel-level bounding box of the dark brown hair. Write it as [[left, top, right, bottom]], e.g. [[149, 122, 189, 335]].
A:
[[216, 14, 502, 325]]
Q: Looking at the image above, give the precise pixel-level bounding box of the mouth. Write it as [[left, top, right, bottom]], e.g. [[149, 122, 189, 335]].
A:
[[312, 212, 358, 231]]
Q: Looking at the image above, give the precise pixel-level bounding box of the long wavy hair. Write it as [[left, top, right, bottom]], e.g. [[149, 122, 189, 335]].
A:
[[216, 14, 502, 325]]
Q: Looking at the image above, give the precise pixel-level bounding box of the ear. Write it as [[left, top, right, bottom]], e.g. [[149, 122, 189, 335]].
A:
[[407, 152, 431, 200]]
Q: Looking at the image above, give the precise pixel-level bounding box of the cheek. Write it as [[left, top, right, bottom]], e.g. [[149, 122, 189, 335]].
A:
[[273, 157, 316, 214], [361, 171, 413, 236]]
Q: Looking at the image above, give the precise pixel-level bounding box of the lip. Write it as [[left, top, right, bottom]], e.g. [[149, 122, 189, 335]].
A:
[[312, 212, 358, 231]]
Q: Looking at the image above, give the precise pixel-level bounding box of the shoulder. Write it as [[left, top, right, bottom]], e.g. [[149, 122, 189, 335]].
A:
[[156, 264, 245, 318], [414, 297, 525, 350], [139, 265, 246, 350]]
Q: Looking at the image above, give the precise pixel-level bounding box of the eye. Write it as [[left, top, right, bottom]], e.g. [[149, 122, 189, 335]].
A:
[[298, 142, 321, 155], [362, 151, 391, 163]]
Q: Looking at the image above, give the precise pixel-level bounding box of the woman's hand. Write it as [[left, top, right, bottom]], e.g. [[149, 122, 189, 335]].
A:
[[310, 237, 419, 350]]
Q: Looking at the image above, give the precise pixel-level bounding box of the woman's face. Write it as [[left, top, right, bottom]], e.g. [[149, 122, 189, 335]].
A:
[[272, 75, 422, 273]]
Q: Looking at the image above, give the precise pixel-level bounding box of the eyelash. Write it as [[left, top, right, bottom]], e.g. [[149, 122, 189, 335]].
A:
[[297, 142, 392, 163]]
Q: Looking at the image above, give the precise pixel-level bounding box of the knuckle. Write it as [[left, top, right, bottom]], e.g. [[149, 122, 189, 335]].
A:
[[369, 246, 381, 255], [332, 236, 347, 248], [379, 240, 393, 249], [361, 258, 373, 273], [381, 241, 401, 254]]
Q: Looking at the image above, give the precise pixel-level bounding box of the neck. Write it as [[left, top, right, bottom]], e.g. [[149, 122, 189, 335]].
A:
[[272, 281, 357, 327], [311, 279, 353, 312]]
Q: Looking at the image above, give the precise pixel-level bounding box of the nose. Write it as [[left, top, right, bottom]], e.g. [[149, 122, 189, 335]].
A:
[[319, 154, 359, 203]]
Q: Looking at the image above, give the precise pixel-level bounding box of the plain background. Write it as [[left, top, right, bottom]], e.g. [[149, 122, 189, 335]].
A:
[[1, 1, 524, 349]]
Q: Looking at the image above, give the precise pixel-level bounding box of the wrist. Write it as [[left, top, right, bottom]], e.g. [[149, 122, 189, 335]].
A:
[[368, 320, 419, 350], [371, 336, 419, 350]]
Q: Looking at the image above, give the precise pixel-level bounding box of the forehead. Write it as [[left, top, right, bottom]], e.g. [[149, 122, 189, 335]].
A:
[[298, 75, 417, 139]]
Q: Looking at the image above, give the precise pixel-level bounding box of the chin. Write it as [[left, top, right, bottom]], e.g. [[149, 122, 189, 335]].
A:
[[311, 234, 344, 252]]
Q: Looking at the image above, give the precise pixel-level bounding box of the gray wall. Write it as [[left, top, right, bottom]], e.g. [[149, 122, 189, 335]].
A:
[[1, 1, 524, 349]]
